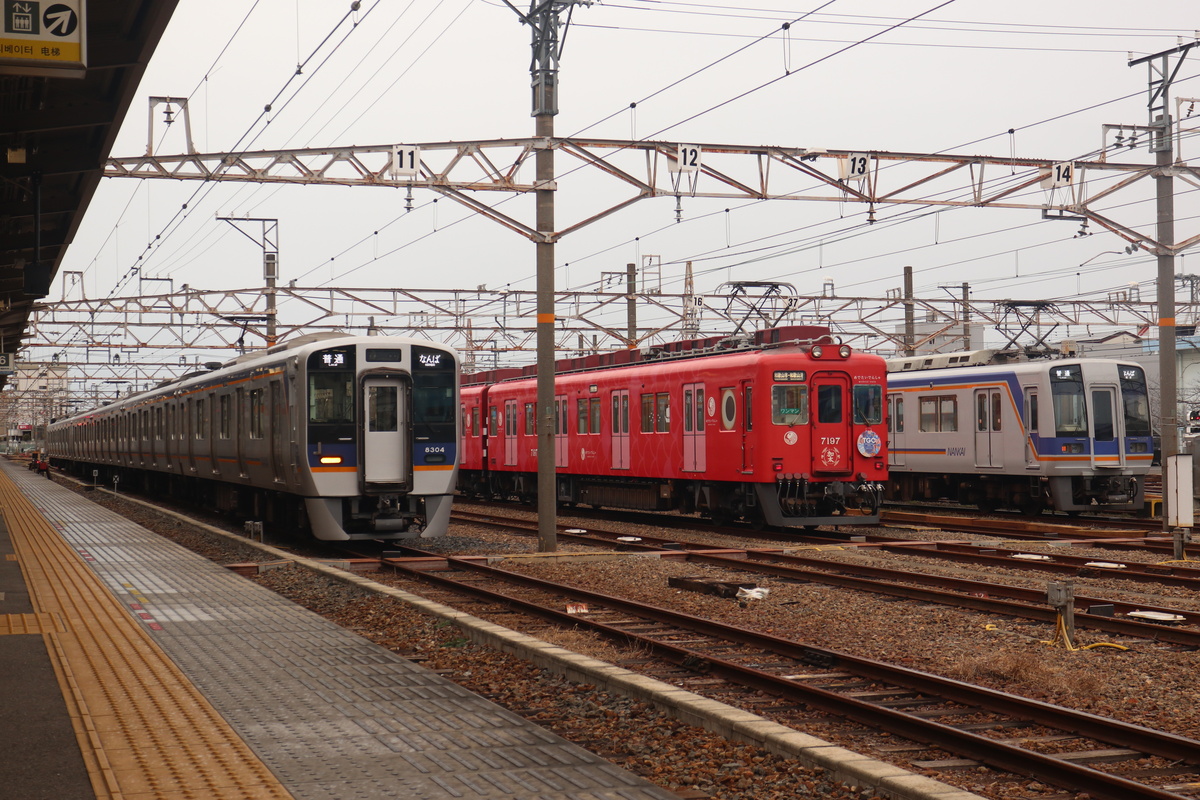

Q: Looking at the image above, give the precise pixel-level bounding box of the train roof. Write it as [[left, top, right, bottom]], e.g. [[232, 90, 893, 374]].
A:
[[461, 325, 836, 386]]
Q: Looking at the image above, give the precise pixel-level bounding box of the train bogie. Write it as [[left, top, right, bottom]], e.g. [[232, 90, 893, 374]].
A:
[[460, 328, 888, 528], [885, 352, 1152, 513], [46, 334, 460, 541]]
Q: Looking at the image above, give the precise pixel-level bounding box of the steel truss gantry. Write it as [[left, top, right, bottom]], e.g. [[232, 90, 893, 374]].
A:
[[105, 134, 1200, 256]]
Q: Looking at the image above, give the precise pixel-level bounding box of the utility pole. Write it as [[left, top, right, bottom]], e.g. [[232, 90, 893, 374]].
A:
[[903, 266, 915, 356], [1130, 42, 1196, 533], [504, 0, 591, 552]]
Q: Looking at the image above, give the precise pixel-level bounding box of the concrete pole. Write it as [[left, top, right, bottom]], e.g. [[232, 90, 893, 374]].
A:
[[903, 266, 915, 356]]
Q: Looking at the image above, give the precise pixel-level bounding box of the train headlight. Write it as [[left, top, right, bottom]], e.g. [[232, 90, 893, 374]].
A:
[[319, 456, 343, 465], [811, 345, 824, 358], [838, 345, 852, 358]]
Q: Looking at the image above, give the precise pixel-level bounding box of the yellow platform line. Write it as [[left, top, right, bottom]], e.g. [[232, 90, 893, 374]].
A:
[[0, 467, 293, 800]]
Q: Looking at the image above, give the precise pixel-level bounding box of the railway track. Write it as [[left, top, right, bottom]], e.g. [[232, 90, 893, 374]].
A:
[[376, 546, 1200, 800], [448, 510, 1200, 647]]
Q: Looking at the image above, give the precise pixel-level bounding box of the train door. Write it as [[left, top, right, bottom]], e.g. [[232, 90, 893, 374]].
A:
[[810, 374, 851, 473], [503, 399, 518, 466], [554, 394, 568, 468], [186, 397, 196, 473], [1089, 385, 1123, 467], [271, 380, 287, 483], [887, 394, 906, 467], [611, 389, 630, 470], [683, 382, 706, 472], [974, 388, 1004, 468], [363, 375, 407, 485], [739, 380, 754, 473], [1023, 388, 1039, 468]]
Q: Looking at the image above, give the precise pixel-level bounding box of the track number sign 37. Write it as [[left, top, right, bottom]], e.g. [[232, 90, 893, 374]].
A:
[[1, 0, 85, 75]]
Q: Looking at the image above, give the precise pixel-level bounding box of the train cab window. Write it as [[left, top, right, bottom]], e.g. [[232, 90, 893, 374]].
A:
[[219, 394, 231, 439], [1119, 365, 1152, 436], [852, 385, 882, 425], [1050, 364, 1086, 436], [772, 385, 809, 425], [817, 385, 841, 424]]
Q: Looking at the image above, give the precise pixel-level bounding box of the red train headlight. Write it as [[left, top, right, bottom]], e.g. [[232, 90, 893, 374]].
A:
[[838, 345, 852, 358], [811, 345, 823, 358]]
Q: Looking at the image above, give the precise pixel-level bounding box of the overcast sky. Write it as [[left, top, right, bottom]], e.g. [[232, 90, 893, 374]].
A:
[[52, 0, 1200, 356]]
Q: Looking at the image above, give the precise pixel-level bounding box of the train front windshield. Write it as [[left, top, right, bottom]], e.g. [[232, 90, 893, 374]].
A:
[[1119, 365, 1152, 436], [1050, 364, 1086, 436], [412, 346, 457, 443]]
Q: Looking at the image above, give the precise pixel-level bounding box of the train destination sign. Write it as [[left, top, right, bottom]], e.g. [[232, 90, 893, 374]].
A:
[[1, 0, 85, 76], [773, 370, 806, 382]]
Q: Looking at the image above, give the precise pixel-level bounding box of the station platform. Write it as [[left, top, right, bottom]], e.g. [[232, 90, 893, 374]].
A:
[[0, 460, 678, 800]]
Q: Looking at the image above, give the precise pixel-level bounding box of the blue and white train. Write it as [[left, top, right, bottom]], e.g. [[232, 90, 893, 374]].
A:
[[46, 333, 459, 540], [885, 350, 1153, 513]]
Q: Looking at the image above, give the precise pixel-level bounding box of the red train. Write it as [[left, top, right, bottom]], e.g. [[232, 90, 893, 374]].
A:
[[459, 326, 888, 527]]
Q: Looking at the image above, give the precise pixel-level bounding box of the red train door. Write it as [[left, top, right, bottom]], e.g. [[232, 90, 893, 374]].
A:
[[611, 389, 630, 469], [555, 394, 569, 468], [504, 399, 518, 466], [811, 373, 851, 473], [683, 382, 706, 472], [740, 380, 754, 473]]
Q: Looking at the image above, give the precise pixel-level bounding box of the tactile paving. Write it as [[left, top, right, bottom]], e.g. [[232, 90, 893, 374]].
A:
[[3, 463, 678, 800]]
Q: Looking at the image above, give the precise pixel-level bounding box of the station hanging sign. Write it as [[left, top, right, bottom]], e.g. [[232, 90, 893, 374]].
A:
[[0, 353, 13, 375], [0, 0, 86, 77]]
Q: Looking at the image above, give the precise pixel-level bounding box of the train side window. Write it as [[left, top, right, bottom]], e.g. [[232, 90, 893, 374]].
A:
[[612, 395, 621, 434], [940, 397, 958, 432], [684, 389, 694, 433], [524, 403, 534, 436], [489, 406, 499, 437], [576, 399, 587, 434], [694, 387, 704, 431], [991, 391, 1002, 432], [894, 396, 904, 432], [155, 406, 164, 439], [656, 392, 671, 433], [195, 398, 206, 439], [472, 406, 481, 436], [976, 394, 988, 432], [919, 395, 957, 432], [641, 393, 654, 432], [589, 397, 601, 434], [250, 388, 265, 439], [771, 385, 808, 425], [219, 394, 231, 439], [1027, 392, 1039, 433]]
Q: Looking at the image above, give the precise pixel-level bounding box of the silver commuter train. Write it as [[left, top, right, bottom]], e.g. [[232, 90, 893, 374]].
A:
[[884, 350, 1153, 513], [46, 333, 459, 540]]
